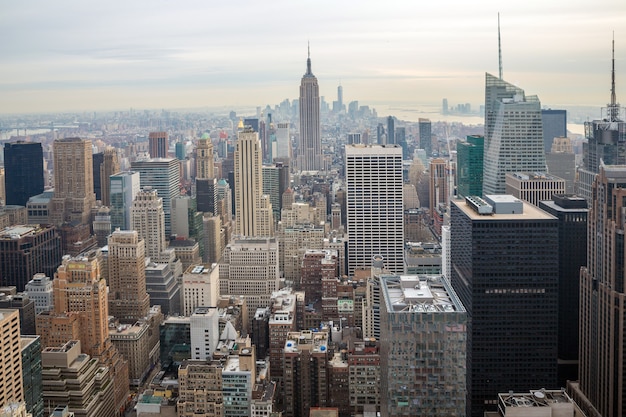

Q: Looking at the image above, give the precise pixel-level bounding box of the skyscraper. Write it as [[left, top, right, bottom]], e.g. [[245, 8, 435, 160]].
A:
[[0, 309, 23, 409], [35, 252, 130, 414], [130, 157, 180, 237], [107, 230, 150, 323], [575, 165, 626, 416], [298, 46, 323, 171], [100, 147, 121, 207], [386, 116, 395, 145], [345, 145, 404, 276], [541, 109, 567, 153], [450, 195, 558, 416], [51, 137, 96, 226], [0, 224, 61, 292], [379, 275, 466, 416], [196, 135, 215, 180], [539, 194, 587, 385], [131, 188, 167, 260], [456, 135, 484, 198], [149, 131, 169, 159], [4, 142, 44, 207], [110, 171, 140, 231], [418, 118, 432, 156], [234, 128, 274, 237], [577, 41, 626, 203], [275, 122, 292, 160], [482, 73, 547, 195]]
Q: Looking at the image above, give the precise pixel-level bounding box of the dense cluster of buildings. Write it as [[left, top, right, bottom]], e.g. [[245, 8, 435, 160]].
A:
[[0, 42, 624, 417]]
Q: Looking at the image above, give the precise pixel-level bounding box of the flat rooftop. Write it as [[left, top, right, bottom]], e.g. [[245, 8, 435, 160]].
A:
[[381, 275, 465, 314], [452, 197, 556, 221]]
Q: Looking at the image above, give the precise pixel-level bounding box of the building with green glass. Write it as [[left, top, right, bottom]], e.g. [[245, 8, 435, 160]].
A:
[[456, 135, 484, 198]]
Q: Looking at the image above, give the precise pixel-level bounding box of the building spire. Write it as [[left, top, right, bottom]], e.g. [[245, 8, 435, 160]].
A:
[[306, 41, 312, 75], [498, 12, 503, 80], [609, 32, 620, 121]]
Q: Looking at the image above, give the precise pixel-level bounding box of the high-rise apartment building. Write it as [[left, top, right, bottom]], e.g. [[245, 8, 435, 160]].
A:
[[131, 188, 167, 260], [575, 165, 626, 416], [450, 195, 558, 416], [4, 142, 44, 207], [234, 129, 274, 237], [541, 109, 567, 153], [0, 225, 61, 292], [483, 74, 547, 195], [379, 275, 466, 417], [100, 147, 121, 206], [456, 135, 484, 198], [345, 145, 404, 276], [51, 137, 96, 226], [149, 131, 169, 159], [298, 48, 323, 171], [107, 230, 150, 323], [418, 118, 432, 156], [110, 171, 140, 231], [283, 330, 329, 417], [539, 194, 588, 385], [130, 157, 180, 237], [0, 309, 23, 409]]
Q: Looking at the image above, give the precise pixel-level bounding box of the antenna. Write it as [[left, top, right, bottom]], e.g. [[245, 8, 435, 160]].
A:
[[498, 13, 503, 79], [609, 32, 619, 121]]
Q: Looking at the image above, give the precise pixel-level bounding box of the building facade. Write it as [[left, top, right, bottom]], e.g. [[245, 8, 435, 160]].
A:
[[4, 142, 44, 207], [345, 145, 404, 276], [379, 275, 466, 417], [482, 74, 547, 195], [450, 195, 558, 416], [298, 49, 323, 171]]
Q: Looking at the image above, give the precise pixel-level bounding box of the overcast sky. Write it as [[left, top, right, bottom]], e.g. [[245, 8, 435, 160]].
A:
[[1, 0, 625, 114]]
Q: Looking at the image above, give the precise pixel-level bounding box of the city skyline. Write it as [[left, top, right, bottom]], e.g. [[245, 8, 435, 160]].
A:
[[1, 1, 625, 114]]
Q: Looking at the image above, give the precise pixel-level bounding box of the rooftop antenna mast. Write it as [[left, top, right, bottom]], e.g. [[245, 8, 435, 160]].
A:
[[609, 32, 619, 121], [498, 13, 503, 80]]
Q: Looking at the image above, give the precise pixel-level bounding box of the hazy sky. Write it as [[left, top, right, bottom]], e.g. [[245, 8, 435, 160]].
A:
[[1, 0, 625, 114]]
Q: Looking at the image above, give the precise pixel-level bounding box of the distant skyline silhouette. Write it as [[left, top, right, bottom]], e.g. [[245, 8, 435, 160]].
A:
[[1, 0, 625, 113]]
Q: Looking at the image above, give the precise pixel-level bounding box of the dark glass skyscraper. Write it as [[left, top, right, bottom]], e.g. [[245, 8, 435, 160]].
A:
[[539, 194, 587, 385], [4, 142, 44, 206], [418, 118, 432, 156], [451, 195, 558, 416], [541, 109, 567, 152], [456, 135, 484, 198]]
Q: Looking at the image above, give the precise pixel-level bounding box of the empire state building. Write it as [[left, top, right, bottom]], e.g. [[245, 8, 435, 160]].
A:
[[298, 47, 323, 171]]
